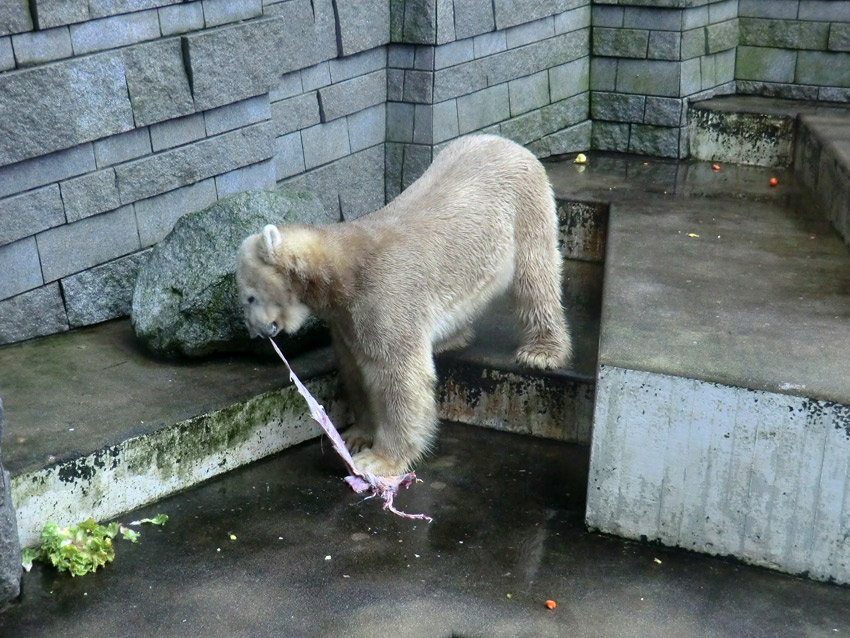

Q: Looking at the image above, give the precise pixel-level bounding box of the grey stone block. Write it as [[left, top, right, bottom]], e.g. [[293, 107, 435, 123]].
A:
[[272, 92, 321, 137], [500, 108, 544, 145], [700, 54, 716, 90], [123, 38, 195, 127], [798, 0, 850, 22], [301, 62, 332, 91], [556, 5, 591, 34], [401, 143, 432, 189], [348, 104, 386, 152], [507, 17, 556, 50], [0, 237, 42, 299], [591, 57, 618, 91], [301, 118, 351, 169], [819, 87, 850, 102], [453, 0, 494, 40], [736, 80, 819, 100], [740, 18, 829, 50], [682, 27, 706, 59], [203, 0, 263, 28], [550, 56, 590, 101], [433, 59, 487, 101], [337, 145, 385, 220], [0, 37, 12, 71], [629, 123, 681, 158], [271, 70, 304, 101], [11, 26, 73, 67], [616, 59, 681, 97], [0, 144, 95, 200], [436, 0, 456, 45], [318, 70, 386, 122], [0, 185, 64, 247], [624, 7, 682, 31], [528, 119, 591, 157], [0, 1, 33, 36], [403, 69, 434, 103], [94, 128, 152, 169], [0, 52, 134, 166], [509, 70, 550, 116], [135, 178, 218, 247], [387, 102, 414, 142], [680, 56, 701, 95], [37, 205, 140, 282], [739, 0, 798, 19], [435, 39, 475, 69], [494, 0, 583, 31], [116, 121, 275, 203], [275, 132, 306, 181], [206, 96, 271, 137], [330, 47, 387, 83], [281, 162, 340, 220], [457, 84, 510, 134], [61, 169, 121, 223], [216, 159, 276, 197], [413, 104, 433, 144], [159, 2, 205, 36], [591, 120, 630, 152], [593, 27, 649, 58], [88, 1, 183, 20], [183, 17, 284, 111], [388, 44, 415, 68], [30, 0, 87, 30], [387, 68, 404, 101], [705, 19, 739, 53], [62, 250, 151, 327], [432, 99, 459, 143], [336, 0, 390, 55], [150, 114, 206, 152], [645, 96, 684, 127], [541, 92, 589, 134], [829, 23, 850, 52], [592, 91, 646, 122], [486, 29, 589, 86], [414, 45, 434, 70], [384, 141, 403, 201], [708, 0, 739, 23], [682, 5, 709, 29], [394, 0, 437, 44], [70, 10, 160, 55], [265, 0, 337, 73], [474, 31, 506, 58], [736, 46, 797, 83], [648, 31, 681, 60], [0, 284, 69, 345], [714, 47, 736, 85], [797, 51, 850, 88], [592, 6, 624, 28]]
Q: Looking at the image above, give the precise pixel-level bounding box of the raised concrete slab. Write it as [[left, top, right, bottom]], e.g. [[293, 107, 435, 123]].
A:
[[3, 423, 850, 638], [565, 151, 850, 584]]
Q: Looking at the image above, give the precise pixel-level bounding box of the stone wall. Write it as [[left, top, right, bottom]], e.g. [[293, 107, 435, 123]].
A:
[[737, 0, 850, 101], [590, 0, 739, 158], [0, 0, 390, 346]]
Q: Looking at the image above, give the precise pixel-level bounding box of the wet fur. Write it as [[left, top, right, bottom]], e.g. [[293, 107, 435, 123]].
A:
[[236, 134, 571, 476]]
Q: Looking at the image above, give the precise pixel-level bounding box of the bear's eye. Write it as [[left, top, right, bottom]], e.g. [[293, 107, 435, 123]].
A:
[[247, 296, 255, 304]]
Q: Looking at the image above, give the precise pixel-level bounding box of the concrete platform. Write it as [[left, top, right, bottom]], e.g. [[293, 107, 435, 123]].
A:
[[3, 423, 850, 638]]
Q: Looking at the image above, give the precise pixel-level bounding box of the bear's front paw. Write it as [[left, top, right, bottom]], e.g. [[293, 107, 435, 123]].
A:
[[342, 425, 374, 454], [516, 343, 567, 370], [352, 449, 409, 477]]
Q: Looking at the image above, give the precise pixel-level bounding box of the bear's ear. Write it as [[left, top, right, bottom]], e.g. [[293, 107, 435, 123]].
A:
[[259, 224, 282, 264]]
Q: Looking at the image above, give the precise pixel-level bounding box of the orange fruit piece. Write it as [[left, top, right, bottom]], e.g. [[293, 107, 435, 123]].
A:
[[769, 177, 778, 186], [545, 600, 557, 610]]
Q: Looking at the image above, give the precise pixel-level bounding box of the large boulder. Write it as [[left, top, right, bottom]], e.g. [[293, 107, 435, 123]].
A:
[[0, 398, 22, 609], [131, 189, 334, 358]]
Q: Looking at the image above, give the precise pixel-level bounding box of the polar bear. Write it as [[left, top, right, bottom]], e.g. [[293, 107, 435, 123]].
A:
[[236, 134, 571, 477]]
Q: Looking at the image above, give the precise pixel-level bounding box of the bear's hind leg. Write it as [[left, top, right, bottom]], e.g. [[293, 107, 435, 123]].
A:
[[352, 342, 438, 476], [332, 330, 375, 454], [511, 185, 572, 370]]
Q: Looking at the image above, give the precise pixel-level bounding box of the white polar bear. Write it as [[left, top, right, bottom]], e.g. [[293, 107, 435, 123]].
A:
[[236, 134, 571, 476]]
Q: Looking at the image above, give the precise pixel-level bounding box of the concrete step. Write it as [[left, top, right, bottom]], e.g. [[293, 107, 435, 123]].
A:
[[552, 148, 850, 584]]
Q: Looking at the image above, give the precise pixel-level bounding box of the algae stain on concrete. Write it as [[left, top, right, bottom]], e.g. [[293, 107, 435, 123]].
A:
[[689, 108, 795, 167]]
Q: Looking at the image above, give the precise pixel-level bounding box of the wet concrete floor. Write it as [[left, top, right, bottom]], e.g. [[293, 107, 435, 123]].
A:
[[3, 422, 849, 638]]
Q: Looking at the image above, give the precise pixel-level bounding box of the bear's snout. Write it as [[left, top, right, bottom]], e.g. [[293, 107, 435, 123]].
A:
[[259, 322, 279, 339]]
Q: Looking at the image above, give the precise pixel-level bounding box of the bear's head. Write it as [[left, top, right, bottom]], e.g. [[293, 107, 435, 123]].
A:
[[236, 224, 317, 339]]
